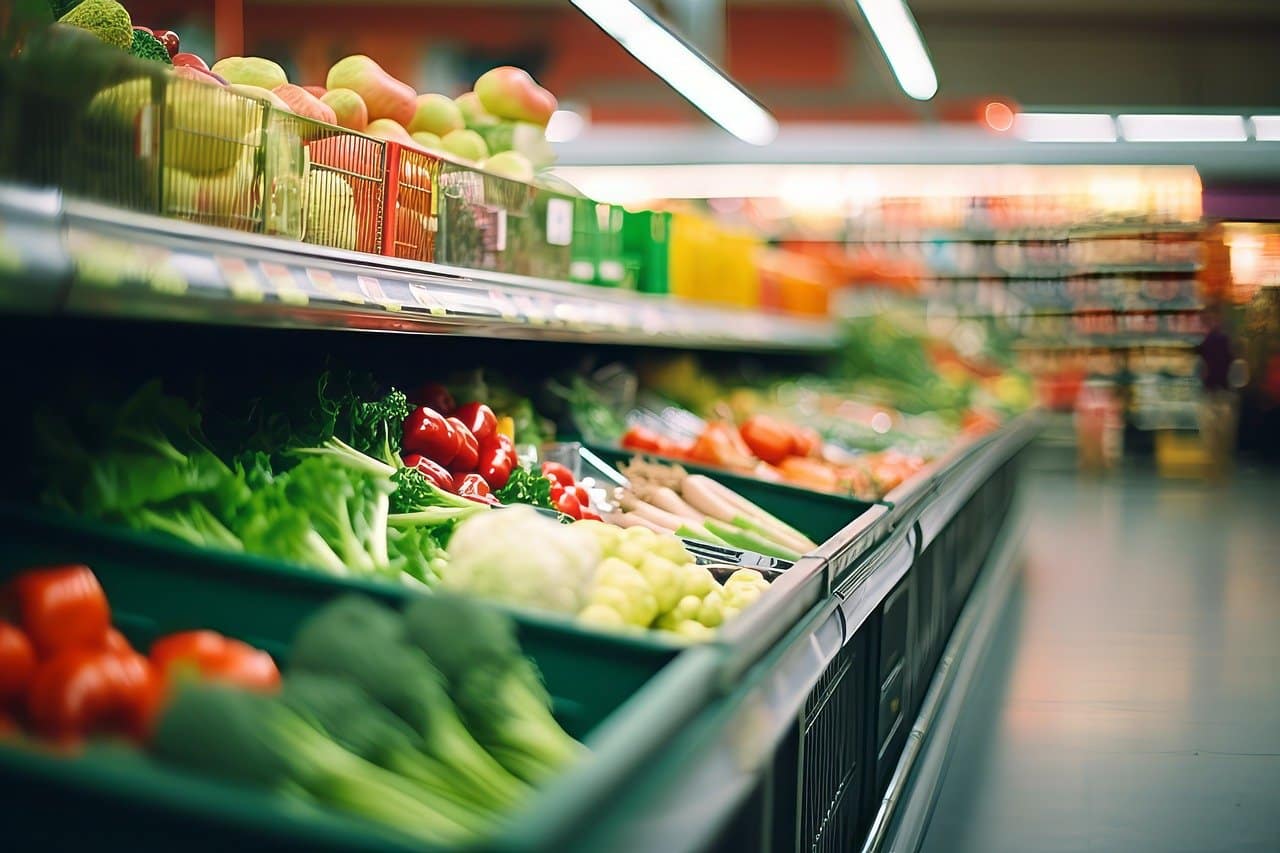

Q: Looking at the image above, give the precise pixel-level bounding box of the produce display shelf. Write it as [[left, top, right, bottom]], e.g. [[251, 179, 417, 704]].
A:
[[554, 417, 1037, 853], [917, 262, 1202, 281], [0, 184, 838, 352], [849, 221, 1203, 244]]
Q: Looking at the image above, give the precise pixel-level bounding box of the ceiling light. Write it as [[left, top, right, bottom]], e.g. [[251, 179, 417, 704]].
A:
[[1118, 114, 1247, 142], [1251, 116, 1280, 141], [851, 0, 938, 101], [1013, 113, 1117, 143], [568, 0, 778, 145]]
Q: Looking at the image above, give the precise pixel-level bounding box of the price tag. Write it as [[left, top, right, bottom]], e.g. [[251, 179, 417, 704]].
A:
[[494, 209, 508, 253], [408, 283, 448, 316], [307, 268, 366, 305], [488, 288, 518, 321], [216, 257, 263, 303], [545, 198, 573, 246], [357, 275, 400, 311], [260, 262, 308, 306]]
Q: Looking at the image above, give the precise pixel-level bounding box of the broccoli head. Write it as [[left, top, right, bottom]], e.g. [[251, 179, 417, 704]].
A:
[[129, 29, 172, 65], [59, 0, 132, 51]]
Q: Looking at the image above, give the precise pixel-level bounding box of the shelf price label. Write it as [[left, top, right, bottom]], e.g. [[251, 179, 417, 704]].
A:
[[307, 268, 366, 306], [357, 275, 401, 312], [216, 257, 263, 303], [408, 283, 448, 317], [259, 262, 308, 306]]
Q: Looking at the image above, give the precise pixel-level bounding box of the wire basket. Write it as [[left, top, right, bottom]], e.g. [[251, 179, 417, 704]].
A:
[[381, 142, 442, 262], [435, 159, 537, 273], [0, 28, 270, 234], [280, 114, 386, 254]]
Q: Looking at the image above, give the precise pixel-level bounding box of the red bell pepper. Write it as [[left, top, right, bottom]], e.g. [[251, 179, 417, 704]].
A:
[[554, 491, 583, 520], [402, 406, 460, 466], [402, 454, 456, 492], [409, 382, 455, 416], [447, 418, 479, 473], [687, 422, 756, 471], [452, 402, 496, 443], [456, 473, 500, 505], [477, 433, 516, 490], [6, 565, 111, 658]]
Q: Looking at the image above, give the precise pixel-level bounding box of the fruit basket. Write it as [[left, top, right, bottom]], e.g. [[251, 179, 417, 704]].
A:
[[435, 160, 537, 275], [380, 142, 442, 262], [290, 116, 387, 254]]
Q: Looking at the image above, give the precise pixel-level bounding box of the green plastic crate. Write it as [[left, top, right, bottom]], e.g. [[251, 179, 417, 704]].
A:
[[585, 445, 877, 545], [621, 210, 670, 295], [0, 505, 720, 852]]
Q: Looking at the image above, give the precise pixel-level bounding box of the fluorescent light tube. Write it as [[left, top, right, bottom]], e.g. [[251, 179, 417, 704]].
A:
[[568, 0, 778, 145], [852, 0, 938, 101], [1251, 116, 1280, 141], [1013, 113, 1117, 143], [1118, 114, 1247, 142]]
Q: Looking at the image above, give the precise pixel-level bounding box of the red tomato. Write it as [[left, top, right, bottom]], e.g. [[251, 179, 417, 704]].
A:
[[402, 454, 456, 491], [579, 507, 602, 522], [620, 425, 665, 453], [452, 402, 497, 443], [26, 648, 154, 742], [101, 627, 133, 654], [549, 482, 565, 501], [554, 491, 583, 519], [0, 621, 37, 703], [572, 484, 590, 506], [792, 427, 823, 458], [150, 630, 280, 693], [541, 461, 575, 486], [739, 415, 797, 465], [7, 565, 111, 658], [446, 418, 479, 473]]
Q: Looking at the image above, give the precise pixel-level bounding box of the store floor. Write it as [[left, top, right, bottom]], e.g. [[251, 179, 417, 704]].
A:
[[919, 466, 1280, 853]]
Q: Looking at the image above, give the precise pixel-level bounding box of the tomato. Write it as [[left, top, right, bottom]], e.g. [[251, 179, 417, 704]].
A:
[[540, 461, 575, 486], [150, 630, 280, 693], [792, 427, 823, 458], [402, 454, 456, 492], [554, 491, 583, 519], [409, 382, 455, 416], [0, 622, 37, 703], [549, 482, 564, 501], [27, 648, 154, 742], [739, 415, 797, 465], [572, 484, 590, 506], [446, 418, 479, 473], [620, 425, 666, 453], [101, 627, 133, 654], [578, 507, 602, 522], [402, 406, 460, 465], [452, 402, 497, 443], [7, 565, 111, 658]]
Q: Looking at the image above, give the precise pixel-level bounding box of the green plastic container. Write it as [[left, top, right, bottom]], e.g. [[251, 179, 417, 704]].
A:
[[0, 505, 720, 852], [586, 445, 878, 545], [594, 204, 626, 288], [621, 210, 670, 295]]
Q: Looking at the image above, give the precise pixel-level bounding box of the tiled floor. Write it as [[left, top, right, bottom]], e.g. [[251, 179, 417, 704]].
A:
[[921, 467, 1280, 853]]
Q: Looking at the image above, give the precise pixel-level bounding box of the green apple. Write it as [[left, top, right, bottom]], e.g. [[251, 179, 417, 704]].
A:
[[440, 128, 489, 163], [409, 93, 464, 136], [480, 150, 534, 183], [411, 131, 442, 150]]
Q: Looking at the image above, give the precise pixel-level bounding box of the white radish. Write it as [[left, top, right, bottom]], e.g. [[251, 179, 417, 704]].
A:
[[603, 511, 671, 534], [679, 475, 741, 523], [622, 496, 691, 532], [647, 486, 705, 523]]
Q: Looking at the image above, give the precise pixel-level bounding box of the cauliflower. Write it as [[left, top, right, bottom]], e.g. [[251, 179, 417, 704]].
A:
[[441, 506, 600, 615]]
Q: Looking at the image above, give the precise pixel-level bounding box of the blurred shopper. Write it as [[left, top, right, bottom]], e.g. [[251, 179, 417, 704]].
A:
[[1195, 303, 1237, 478]]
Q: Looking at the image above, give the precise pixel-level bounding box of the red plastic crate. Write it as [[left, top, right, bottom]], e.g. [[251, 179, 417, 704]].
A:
[[381, 141, 443, 263], [303, 123, 387, 254]]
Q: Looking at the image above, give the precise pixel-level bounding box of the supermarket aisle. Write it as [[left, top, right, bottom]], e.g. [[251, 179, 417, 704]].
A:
[[920, 468, 1280, 853]]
